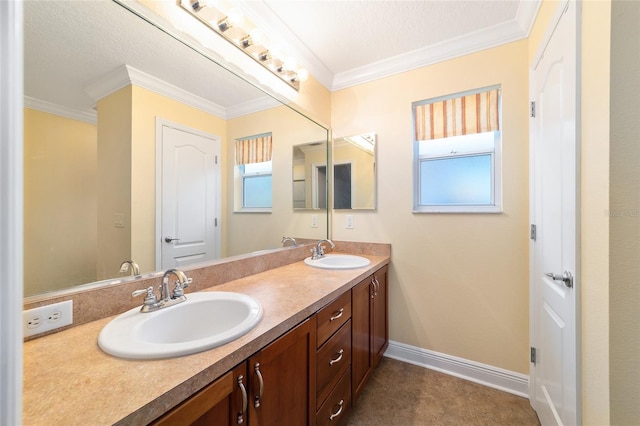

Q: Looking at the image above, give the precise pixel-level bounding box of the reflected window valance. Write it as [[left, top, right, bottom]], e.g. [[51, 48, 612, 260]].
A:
[[414, 88, 500, 141], [235, 133, 272, 165]]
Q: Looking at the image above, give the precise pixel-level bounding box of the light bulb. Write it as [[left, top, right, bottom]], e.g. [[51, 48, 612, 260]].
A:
[[283, 57, 297, 72], [249, 28, 265, 46], [227, 8, 243, 27], [296, 68, 309, 82]]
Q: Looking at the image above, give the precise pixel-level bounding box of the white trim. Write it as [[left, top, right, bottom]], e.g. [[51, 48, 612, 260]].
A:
[[332, 3, 541, 91], [239, 1, 540, 92], [0, 1, 24, 424], [232, 0, 335, 90], [24, 96, 97, 124], [226, 96, 282, 119], [85, 65, 227, 118], [385, 340, 530, 398]]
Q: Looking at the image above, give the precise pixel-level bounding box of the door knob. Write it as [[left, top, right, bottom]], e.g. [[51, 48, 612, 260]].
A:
[[544, 271, 573, 288], [164, 236, 180, 243]]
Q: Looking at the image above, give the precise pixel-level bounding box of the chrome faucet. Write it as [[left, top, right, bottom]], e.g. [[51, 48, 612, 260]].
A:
[[311, 239, 335, 260], [161, 268, 191, 301], [119, 260, 140, 276], [281, 236, 297, 247], [132, 268, 192, 313]]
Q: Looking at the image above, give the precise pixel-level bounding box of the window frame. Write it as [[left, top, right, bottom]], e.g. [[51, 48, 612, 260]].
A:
[[236, 160, 273, 213], [412, 85, 502, 214]]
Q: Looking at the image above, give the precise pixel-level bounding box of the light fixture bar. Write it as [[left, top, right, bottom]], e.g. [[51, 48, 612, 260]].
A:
[[180, 0, 307, 91]]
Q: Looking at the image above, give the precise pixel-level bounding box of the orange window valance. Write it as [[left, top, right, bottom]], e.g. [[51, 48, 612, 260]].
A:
[[235, 134, 272, 165], [414, 88, 500, 141]]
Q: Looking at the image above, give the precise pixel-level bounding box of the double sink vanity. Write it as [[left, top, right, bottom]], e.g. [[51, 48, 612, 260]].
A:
[[23, 242, 390, 425]]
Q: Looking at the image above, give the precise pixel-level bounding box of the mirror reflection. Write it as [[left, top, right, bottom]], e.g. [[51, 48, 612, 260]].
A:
[[292, 142, 329, 210], [23, 0, 328, 298], [332, 133, 377, 210]]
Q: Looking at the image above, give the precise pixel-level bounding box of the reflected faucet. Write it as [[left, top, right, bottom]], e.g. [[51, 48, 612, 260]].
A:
[[281, 236, 297, 247], [312, 239, 335, 260], [119, 260, 140, 276]]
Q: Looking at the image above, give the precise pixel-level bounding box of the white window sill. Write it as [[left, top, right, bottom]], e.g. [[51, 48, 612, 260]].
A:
[[234, 208, 272, 214], [413, 205, 502, 214]]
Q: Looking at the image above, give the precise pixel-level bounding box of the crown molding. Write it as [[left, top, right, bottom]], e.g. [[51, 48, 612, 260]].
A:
[[84, 65, 227, 118], [331, 0, 541, 91], [233, 1, 335, 90], [23, 96, 97, 124], [226, 96, 282, 119]]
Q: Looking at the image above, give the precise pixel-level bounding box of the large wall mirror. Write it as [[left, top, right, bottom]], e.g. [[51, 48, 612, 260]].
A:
[[23, 0, 329, 299]]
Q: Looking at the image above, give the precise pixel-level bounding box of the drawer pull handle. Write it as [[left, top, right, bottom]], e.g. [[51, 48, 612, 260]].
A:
[[237, 375, 247, 424], [329, 349, 344, 366], [329, 308, 344, 322], [254, 363, 264, 408], [329, 399, 344, 421]]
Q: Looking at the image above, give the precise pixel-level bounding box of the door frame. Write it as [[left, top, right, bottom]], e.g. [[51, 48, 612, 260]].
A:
[[0, 1, 24, 424], [528, 0, 582, 422], [155, 118, 221, 270]]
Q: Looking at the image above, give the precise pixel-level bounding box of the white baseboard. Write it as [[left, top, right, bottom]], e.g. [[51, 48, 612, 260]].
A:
[[384, 340, 530, 398]]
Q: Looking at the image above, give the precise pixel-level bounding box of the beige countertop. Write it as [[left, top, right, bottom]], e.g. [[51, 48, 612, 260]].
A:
[[23, 254, 389, 425]]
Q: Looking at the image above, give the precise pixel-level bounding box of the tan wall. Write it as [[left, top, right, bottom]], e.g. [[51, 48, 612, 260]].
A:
[[226, 105, 329, 255], [331, 39, 530, 374], [609, 1, 640, 424], [292, 74, 332, 127], [24, 108, 98, 296], [130, 86, 227, 267], [96, 87, 133, 280], [578, 2, 612, 424]]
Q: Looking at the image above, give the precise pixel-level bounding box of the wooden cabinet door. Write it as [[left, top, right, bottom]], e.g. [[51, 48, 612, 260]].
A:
[[152, 370, 235, 426], [372, 266, 389, 367], [248, 318, 315, 426], [351, 276, 373, 401]]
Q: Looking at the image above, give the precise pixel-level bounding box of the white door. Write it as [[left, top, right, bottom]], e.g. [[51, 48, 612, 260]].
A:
[[157, 120, 220, 269], [530, 1, 579, 425]]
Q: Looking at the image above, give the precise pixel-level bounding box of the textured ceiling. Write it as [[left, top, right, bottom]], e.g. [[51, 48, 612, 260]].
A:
[[24, 1, 267, 116], [24, 0, 538, 116], [261, 1, 520, 74]]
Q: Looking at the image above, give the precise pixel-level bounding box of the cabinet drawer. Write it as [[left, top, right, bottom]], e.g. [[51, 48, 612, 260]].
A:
[[316, 367, 351, 426], [316, 320, 351, 408], [317, 291, 351, 347]]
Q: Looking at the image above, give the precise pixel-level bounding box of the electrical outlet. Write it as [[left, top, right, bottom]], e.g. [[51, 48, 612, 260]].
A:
[[23, 300, 73, 337], [346, 215, 354, 229], [311, 214, 318, 228]]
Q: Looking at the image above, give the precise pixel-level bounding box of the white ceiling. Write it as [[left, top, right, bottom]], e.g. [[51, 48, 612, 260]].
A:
[[240, 0, 540, 90], [24, 0, 540, 118]]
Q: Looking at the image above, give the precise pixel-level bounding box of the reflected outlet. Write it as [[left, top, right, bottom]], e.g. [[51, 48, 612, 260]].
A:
[[23, 300, 73, 337]]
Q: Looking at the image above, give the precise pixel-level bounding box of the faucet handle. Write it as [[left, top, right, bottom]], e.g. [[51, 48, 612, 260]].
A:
[[132, 286, 158, 306], [172, 277, 192, 298]]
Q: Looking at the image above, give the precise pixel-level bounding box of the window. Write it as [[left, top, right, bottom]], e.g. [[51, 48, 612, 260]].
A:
[[241, 161, 272, 208], [413, 86, 501, 213], [234, 133, 272, 212]]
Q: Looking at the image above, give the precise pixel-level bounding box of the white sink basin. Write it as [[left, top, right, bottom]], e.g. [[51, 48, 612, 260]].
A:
[[304, 254, 371, 270], [98, 292, 262, 359]]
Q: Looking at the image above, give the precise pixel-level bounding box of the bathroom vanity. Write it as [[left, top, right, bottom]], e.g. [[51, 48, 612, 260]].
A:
[[23, 247, 389, 425]]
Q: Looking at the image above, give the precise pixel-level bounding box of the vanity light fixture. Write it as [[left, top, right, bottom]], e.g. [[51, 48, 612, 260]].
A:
[[345, 133, 376, 153], [181, 0, 308, 90]]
